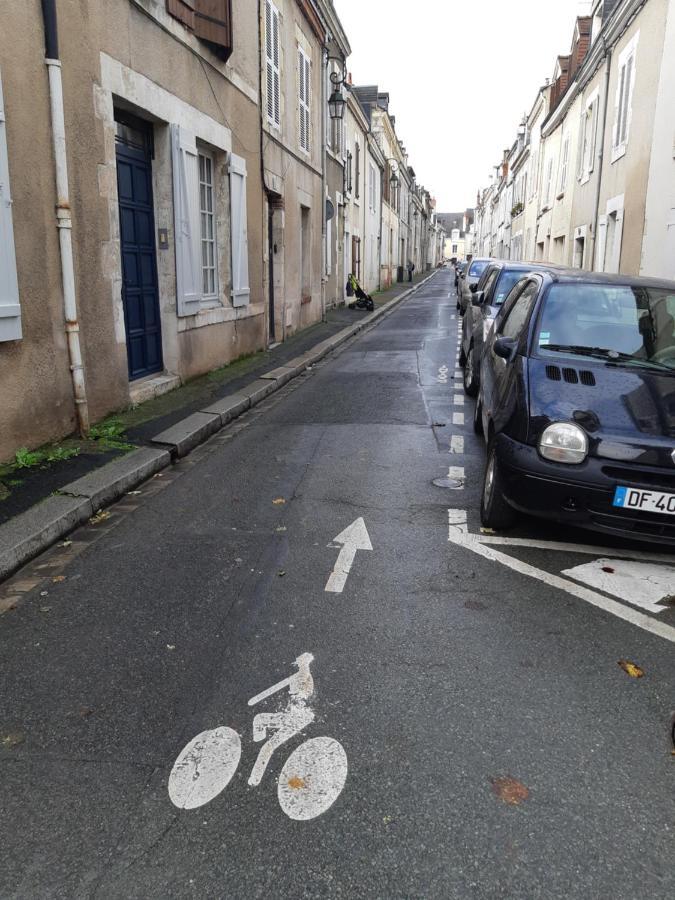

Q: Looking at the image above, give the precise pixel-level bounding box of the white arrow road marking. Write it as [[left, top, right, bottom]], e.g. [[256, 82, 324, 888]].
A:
[[325, 517, 373, 593], [447, 510, 675, 644]]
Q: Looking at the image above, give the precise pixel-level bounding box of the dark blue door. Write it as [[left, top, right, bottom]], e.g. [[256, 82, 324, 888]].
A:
[[115, 117, 163, 380]]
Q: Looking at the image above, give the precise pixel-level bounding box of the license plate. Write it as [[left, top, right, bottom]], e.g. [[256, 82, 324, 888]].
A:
[[613, 486, 675, 516]]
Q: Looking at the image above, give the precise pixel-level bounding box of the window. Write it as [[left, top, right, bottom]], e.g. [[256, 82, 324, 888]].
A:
[[0, 68, 21, 341], [544, 157, 554, 206], [528, 150, 538, 200], [198, 151, 218, 299], [500, 281, 539, 340], [298, 47, 311, 154], [265, 1, 280, 128], [354, 142, 361, 199], [612, 33, 639, 162], [369, 163, 376, 212], [559, 135, 569, 194], [578, 94, 599, 182]]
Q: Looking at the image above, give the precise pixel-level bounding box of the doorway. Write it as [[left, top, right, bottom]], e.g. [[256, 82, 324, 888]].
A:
[[115, 112, 163, 380]]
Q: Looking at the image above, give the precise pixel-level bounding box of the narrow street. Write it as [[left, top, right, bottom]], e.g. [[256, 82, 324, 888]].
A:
[[1, 270, 674, 899]]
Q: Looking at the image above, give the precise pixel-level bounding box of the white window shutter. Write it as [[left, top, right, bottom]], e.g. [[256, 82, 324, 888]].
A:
[[0, 70, 21, 342], [229, 153, 250, 307], [171, 124, 201, 317]]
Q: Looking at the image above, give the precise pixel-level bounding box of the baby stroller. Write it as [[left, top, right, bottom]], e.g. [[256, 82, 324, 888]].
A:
[[346, 274, 375, 312]]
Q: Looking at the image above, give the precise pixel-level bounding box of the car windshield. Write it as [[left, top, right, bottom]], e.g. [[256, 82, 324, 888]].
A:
[[468, 260, 489, 278], [536, 284, 675, 371], [493, 270, 527, 306]]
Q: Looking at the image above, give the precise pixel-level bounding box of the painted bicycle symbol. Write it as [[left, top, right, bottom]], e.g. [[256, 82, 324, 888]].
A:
[[168, 653, 348, 821]]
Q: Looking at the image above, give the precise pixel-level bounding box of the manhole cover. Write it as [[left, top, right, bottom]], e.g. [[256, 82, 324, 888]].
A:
[[432, 477, 464, 490]]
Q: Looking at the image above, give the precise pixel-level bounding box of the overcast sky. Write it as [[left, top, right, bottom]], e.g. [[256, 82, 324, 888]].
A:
[[335, 0, 591, 212]]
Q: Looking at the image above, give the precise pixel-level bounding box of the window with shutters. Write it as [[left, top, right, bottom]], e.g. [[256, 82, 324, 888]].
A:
[[265, 1, 280, 129], [0, 68, 21, 342], [198, 150, 218, 300], [577, 92, 599, 184], [298, 47, 311, 154], [612, 32, 638, 163], [166, 1, 233, 61], [354, 142, 361, 200], [558, 134, 569, 194]]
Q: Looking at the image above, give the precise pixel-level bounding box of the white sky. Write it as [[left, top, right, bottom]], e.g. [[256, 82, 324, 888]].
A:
[[334, 0, 591, 212]]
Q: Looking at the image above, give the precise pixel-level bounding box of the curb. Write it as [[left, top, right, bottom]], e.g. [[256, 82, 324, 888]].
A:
[[0, 271, 438, 583]]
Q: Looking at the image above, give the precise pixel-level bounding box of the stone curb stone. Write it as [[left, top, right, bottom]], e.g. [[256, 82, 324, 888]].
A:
[[201, 393, 251, 425], [60, 447, 171, 511], [259, 366, 297, 386], [0, 495, 94, 582], [246, 378, 277, 406], [152, 412, 221, 458]]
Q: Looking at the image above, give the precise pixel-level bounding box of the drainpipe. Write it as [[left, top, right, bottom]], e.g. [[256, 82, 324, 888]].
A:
[[590, 38, 612, 271], [321, 43, 328, 323], [41, 0, 89, 436]]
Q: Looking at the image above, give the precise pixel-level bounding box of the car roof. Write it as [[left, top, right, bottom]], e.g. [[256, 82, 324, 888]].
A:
[[543, 267, 675, 290], [484, 260, 567, 273]]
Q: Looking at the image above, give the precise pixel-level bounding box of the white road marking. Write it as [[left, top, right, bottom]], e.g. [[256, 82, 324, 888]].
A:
[[325, 517, 373, 593], [169, 727, 242, 810], [278, 737, 349, 821], [450, 435, 465, 454], [453, 394, 465, 406], [447, 513, 675, 644], [438, 364, 449, 384], [561, 558, 675, 614], [452, 412, 465, 425], [475, 535, 675, 564], [449, 466, 465, 481]]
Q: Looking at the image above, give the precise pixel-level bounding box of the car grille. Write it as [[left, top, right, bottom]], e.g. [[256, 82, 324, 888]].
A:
[[601, 466, 675, 491], [589, 508, 675, 541], [545, 365, 596, 386]]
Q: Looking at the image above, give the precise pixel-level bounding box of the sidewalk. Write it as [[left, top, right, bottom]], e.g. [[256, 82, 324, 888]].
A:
[[0, 271, 439, 581]]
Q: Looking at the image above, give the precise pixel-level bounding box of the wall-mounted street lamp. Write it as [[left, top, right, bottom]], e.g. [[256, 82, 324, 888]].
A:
[[385, 158, 400, 188], [327, 56, 347, 121]]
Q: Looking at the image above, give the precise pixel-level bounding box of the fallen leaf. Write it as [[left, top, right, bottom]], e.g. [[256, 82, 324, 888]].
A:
[[287, 776, 306, 790], [278, 571, 286, 577], [490, 776, 530, 806], [166, 644, 176, 651], [618, 659, 644, 678], [52, 575, 66, 583], [480, 527, 497, 535], [89, 510, 111, 525], [602, 566, 615, 574], [79, 707, 95, 719], [272, 498, 286, 506], [1, 731, 25, 748]]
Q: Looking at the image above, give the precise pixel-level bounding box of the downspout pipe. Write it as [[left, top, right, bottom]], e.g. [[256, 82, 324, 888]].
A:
[[590, 38, 612, 271], [41, 0, 89, 436], [321, 43, 328, 323]]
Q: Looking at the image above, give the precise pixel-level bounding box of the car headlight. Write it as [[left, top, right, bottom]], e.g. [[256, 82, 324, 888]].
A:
[[538, 423, 588, 464]]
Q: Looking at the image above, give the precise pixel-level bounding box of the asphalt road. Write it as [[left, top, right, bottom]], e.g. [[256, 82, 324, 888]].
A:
[[1, 270, 674, 899]]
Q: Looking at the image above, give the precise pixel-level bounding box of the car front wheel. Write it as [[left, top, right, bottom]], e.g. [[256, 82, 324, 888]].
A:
[[480, 440, 516, 530], [463, 345, 479, 397]]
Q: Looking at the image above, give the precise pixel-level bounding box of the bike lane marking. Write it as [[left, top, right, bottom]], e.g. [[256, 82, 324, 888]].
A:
[[452, 412, 465, 426], [447, 510, 675, 643]]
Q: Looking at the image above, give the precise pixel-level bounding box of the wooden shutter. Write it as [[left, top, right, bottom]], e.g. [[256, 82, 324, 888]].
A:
[[265, 2, 280, 127], [194, 1, 232, 57], [229, 153, 250, 307], [355, 142, 360, 199], [620, 55, 633, 145], [0, 69, 21, 342], [299, 48, 311, 153], [171, 125, 202, 316], [167, 0, 195, 28]]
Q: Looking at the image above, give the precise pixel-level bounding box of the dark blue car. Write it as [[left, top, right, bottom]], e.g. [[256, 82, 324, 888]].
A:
[[475, 269, 675, 544]]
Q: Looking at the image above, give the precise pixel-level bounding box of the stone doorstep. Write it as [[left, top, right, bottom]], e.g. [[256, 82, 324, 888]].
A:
[[129, 373, 182, 407], [59, 447, 171, 511], [0, 495, 94, 582]]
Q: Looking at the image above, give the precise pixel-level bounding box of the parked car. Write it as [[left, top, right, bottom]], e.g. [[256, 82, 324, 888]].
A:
[[459, 261, 566, 397], [474, 269, 675, 543], [458, 257, 493, 314], [454, 261, 466, 290]]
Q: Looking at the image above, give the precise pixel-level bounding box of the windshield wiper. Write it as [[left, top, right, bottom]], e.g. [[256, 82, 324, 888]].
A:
[[543, 344, 673, 372]]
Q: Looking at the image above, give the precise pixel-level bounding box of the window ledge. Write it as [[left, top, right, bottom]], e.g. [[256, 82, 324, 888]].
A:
[[556, 191, 565, 201], [611, 144, 627, 164]]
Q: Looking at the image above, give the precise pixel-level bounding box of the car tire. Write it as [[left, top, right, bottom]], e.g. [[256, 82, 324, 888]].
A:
[[473, 397, 484, 436], [463, 345, 479, 397], [480, 440, 517, 530]]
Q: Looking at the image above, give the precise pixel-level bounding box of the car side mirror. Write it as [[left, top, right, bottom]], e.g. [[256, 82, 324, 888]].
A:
[[493, 337, 517, 360], [470, 283, 478, 293], [472, 290, 485, 307]]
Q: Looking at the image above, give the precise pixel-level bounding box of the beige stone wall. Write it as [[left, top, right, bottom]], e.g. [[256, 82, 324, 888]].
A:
[[0, 0, 265, 461]]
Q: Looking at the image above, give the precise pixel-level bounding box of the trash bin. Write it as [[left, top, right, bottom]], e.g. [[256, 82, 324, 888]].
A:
[[397, 265, 404, 283]]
